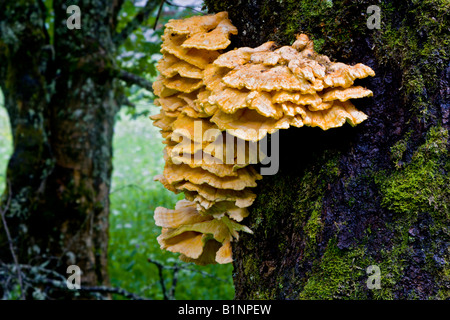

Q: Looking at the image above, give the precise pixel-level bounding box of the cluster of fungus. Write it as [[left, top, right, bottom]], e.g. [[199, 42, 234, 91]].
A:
[[151, 12, 375, 265]]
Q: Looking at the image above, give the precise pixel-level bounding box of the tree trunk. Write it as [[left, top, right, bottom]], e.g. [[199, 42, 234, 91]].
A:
[[204, 0, 450, 299], [0, 0, 120, 293]]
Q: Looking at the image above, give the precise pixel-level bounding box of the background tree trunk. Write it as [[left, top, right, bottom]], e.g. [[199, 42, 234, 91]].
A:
[[204, 0, 449, 299], [0, 0, 121, 293]]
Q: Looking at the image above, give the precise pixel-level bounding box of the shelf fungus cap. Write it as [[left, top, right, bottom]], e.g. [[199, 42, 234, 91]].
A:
[[215, 240, 232, 264], [165, 11, 229, 36], [156, 53, 204, 79], [300, 101, 368, 130], [152, 76, 179, 98], [157, 202, 252, 264], [176, 181, 257, 210], [324, 63, 375, 88], [272, 91, 323, 108], [321, 86, 373, 102], [171, 114, 221, 144], [181, 19, 238, 50], [156, 96, 186, 112], [151, 110, 177, 132], [163, 162, 262, 190], [161, 33, 220, 69], [162, 75, 204, 93], [292, 33, 312, 51], [222, 64, 321, 93], [167, 148, 240, 178], [213, 41, 276, 69], [211, 109, 291, 142], [154, 200, 212, 229]]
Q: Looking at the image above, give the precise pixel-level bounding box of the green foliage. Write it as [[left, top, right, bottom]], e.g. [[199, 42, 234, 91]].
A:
[[42, 0, 54, 44], [0, 89, 234, 301], [1, 1, 232, 300], [108, 104, 234, 300], [115, 1, 204, 113], [107, 4, 235, 299], [0, 91, 12, 193], [115, 1, 160, 109]]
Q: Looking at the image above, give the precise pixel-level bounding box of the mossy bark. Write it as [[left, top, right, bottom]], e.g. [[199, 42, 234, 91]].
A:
[[0, 0, 121, 294], [204, 0, 449, 299]]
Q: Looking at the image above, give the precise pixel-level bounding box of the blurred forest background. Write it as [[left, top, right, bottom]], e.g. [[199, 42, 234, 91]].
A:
[[0, 0, 234, 299]]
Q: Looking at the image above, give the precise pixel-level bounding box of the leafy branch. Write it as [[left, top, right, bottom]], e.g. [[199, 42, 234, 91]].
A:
[[115, 69, 154, 92], [114, 0, 161, 46]]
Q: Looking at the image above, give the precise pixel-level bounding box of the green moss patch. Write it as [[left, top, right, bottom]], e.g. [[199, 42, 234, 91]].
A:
[[298, 238, 368, 300], [379, 126, 449, 218]]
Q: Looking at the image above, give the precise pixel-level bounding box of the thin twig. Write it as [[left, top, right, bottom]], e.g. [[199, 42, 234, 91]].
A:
[[153, 0, 165, 30], [0, 262, 148, 300], [147, 257, 232, 299], [118, 94, 137, 109], [148, 258, 230, 283], [0, 181, 25, 300], [78, 285, 147, 300], [168, 264, 179, 299], [148, 258, 168, 300], [114, 0, 161, 45], [110, 184, 144, 194], [116, 69, 154, 92], [112, 0, 126, 30]]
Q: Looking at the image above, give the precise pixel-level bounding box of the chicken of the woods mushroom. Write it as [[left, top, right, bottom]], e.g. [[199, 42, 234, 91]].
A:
[[151, 12, 375, 265]]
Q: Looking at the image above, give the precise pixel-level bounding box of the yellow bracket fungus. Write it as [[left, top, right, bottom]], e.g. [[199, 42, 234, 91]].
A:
[[150, 12, 375, 265]]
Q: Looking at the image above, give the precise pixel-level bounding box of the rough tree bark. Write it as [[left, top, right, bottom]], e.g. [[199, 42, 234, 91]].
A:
[[204, 0, 449, 299], [0, 0, 141, 294]]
